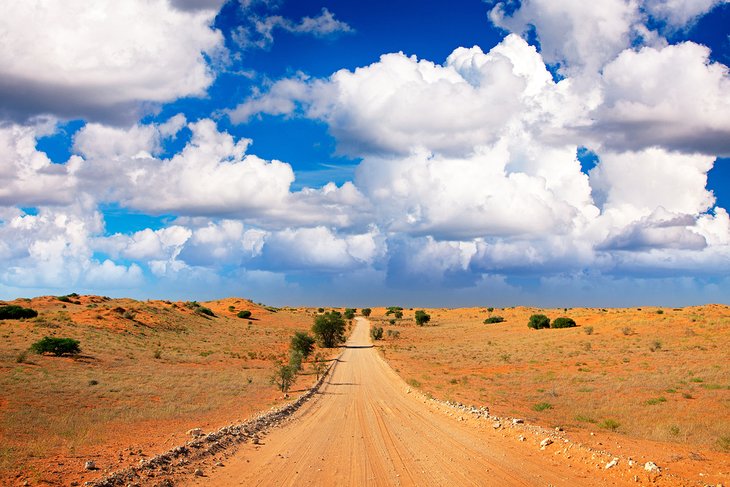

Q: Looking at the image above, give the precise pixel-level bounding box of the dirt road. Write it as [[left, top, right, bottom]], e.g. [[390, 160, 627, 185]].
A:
[[190, 318, 645, 486]]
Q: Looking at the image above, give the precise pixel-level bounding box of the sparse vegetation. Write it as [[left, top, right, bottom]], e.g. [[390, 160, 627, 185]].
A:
[[414, 310, 430, 326], [0, 305, 38, 320], [528, 314, 550, 329], [361, 308, 372, 317], [312, 311, 346, 348], [483, 316, 505, 324], [645, 396, 667, 406], [584, 326, 594, 335], [717, 435, 730, 452], [386, 329, 400, 339], [344, 308, 356, 320], [649, 340, 662, 352], [237, 310, 252, 319], [30, 336, 81, 356]]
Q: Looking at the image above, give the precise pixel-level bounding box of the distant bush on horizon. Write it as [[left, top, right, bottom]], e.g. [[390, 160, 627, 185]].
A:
[[0, 305, 38, 320]]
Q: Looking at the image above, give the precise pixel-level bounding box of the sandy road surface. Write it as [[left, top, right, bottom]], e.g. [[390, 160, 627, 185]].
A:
[[190, 318, 640, 486]]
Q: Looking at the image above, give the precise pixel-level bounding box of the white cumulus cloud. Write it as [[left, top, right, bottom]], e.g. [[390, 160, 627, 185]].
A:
[[0, 0, 224, 123]]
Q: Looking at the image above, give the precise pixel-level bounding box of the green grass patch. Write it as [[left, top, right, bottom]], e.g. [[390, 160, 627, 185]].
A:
[[532, 402, 553, 412]]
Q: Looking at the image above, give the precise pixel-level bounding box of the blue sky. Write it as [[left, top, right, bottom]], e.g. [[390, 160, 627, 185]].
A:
[[0, 0, 729, 306]]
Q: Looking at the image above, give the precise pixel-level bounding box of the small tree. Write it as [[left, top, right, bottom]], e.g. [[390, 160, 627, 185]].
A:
[[551, 317, 576, 328], [361, 308, 372, 317], [344, 308, 356, 320], [290, 331, 315, 359], [312, 311, 346, 348], [312, 353, 327, 380], [31, 337, 80, 356], [414, 310, 430, 326], [271, 363, 296, 393], [289, 349, 304, 371], [237, 310, 252, 319], [528, 314, 550, 329], [0, 305, 38, 320], [370, 326, 384, 340]]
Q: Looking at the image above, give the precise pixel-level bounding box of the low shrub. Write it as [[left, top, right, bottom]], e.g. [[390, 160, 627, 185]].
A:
[[599, 419, 620, 431], [361, 308, 372, 317], [386, 329, 400, 339], [237, 310, 252, 319], [195, 306, 215, 317], [30, 337, 81, 356], [486, 307, 494, 312], [551, 317, 577, 328], [528, 314, 550, 329], [370, 326, 384, 340], [344, 308, 356, 320], [483, 316, 505, 324], [0, 305, 38, 320], [584, 326, 594, 335]]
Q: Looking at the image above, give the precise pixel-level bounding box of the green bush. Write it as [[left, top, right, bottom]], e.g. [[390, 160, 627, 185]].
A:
[[312, 311, 346, 348], [237, 310, 252, 319], [483, 316, 505, 324], [317, 307, 325, 313], [290, 331, 316, 358], [487, 307, 494, 312], [30, 337, 81, 356], [532, 402, 553, 411], [414, 310, 430, 326], [196, 306, 215, 317], [370, 326, 384, 340], [528, 314, 550, 329], [361, 308, 372, 317], [0, 305, 38, 320], [551, 317, 576, 328], [344, 308, 356, 320], [385, 306, 403, 316]]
